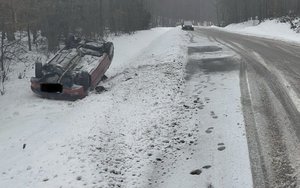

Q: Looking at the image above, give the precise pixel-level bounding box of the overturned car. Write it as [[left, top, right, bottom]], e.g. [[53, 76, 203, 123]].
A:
[[31, 37, 114, 100]]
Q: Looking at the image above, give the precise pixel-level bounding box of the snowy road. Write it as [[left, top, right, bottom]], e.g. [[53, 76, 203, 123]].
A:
[[0, 27, 253, 188], [197, 28, 300, 187]]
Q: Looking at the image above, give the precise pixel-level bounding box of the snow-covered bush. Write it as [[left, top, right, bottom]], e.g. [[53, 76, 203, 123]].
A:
[[278, 16, 300, 33], [0, 32, 48, 95]]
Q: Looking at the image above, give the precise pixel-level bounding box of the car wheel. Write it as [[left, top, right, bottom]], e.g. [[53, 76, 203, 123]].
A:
[[105, 42, 114, 60], [79, 72, 90, 91]]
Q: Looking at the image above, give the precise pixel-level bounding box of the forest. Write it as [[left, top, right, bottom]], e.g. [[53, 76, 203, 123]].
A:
[[215, 0, 300, 26], [0, 0, 151, 51], [1, 0, 299, 52], [144, 0, 216, 26], [146, 0, 300, 26]]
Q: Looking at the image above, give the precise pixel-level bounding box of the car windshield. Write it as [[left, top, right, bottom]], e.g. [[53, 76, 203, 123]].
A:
[[1, 0, 300, 188], [184, 21, 193, 25]]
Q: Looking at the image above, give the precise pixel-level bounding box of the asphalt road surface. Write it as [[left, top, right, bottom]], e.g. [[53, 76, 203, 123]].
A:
[[195, 28, 300, 188]]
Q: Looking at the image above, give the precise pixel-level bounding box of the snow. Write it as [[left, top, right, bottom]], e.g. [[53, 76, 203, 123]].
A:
[[0, 27, 252, 187], [106, 27, 173, 75], [80, 55, 104, 73], [217, 19, 300, 43], [158, 33, 252, 188], [50, 49, 78, 67], [251, 51, 300, 114]]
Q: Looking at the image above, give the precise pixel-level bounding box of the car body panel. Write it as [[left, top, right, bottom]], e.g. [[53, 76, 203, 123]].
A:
[[90, 55, 111, 89]]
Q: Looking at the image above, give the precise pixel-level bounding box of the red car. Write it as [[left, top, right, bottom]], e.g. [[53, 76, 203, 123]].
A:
[[31, 38, 114, 100]]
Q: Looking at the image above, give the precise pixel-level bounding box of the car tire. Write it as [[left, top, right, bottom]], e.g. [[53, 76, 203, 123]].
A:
[[35, 62, 43, 78], [79, 72, 90, 91], [105, 42, 114, 60]]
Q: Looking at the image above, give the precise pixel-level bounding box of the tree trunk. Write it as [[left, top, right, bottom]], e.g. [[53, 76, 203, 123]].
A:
[[215, 2, 220, 26], [0, 31, 4, 72], [98, 0, 103, 36], [0, 31, 5, 95], [32, 29, 38, 44], [27, 24, 32, 51], [7, 4, 16, 41], [47, 33, 59, 52]]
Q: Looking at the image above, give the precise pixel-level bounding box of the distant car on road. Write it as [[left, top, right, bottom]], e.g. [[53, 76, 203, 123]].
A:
[[31, 37, 114, 100], [182, 21, 194, 31]]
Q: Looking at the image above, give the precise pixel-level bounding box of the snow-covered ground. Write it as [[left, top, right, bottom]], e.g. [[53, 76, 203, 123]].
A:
[[216, 19, 300, 43], [107, 27, 173, 75], [0, 27, 252, 187], [160, 32, 252, 188]]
